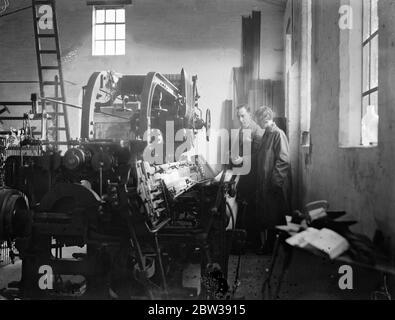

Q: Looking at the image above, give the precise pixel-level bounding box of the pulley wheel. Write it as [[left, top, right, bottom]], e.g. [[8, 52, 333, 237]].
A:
[[0, 188, 31, 241]]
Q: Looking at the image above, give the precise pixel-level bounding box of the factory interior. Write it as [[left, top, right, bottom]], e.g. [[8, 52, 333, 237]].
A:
[[0, 0, 394, 301]]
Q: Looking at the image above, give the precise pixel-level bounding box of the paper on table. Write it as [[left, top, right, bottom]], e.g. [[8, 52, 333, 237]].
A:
[[286, 228, 350, 259], [305, 228, 350, 259], [286, 228, 320, 248]]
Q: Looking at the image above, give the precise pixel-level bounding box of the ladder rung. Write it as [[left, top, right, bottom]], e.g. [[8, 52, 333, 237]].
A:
[[37, 34, 56, 38], [42, 81, 59, 86], [41, 66, 60, 70], [34, 0, 54, 4], [0, 102, 32, 106], [39, 50, 57, 54]]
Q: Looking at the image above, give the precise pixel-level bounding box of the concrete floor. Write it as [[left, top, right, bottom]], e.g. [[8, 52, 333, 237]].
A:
[[0, 246, 390, 300]]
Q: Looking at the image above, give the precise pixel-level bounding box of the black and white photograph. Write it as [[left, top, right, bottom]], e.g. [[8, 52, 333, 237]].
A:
[[0, 0, 394, 308]]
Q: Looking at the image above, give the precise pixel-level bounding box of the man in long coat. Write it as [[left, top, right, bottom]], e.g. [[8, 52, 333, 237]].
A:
[[255, 106, 292, 254], [231, 104, 265, 250]]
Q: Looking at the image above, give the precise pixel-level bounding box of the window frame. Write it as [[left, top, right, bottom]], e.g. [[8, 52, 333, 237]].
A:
[[92, 6, 126, 56], [361, 0, 379, 124]]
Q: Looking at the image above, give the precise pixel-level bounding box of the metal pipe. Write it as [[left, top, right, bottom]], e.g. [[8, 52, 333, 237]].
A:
[[0, 5, 32, 19], [97, 112, 130, 120], [99, 167, 103, 198], [0, 80, 77, 85], [154, 233, 168, 297], [0, 81, 39, 83], [40, 97, 82, 110], [0, 102, 32, 106], [0, 116, 28, 120]]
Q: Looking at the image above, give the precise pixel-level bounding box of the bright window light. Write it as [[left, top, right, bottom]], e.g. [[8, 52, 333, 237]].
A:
[[92, 7, 126, 56]]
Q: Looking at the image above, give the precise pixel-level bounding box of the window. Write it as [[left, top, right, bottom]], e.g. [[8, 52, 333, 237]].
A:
[[362, 0, 379, 144], [301, 0, 312, 145], [339, 0, 379, 147], [92, 7, 125, 56], [285, 0, 312, 146]]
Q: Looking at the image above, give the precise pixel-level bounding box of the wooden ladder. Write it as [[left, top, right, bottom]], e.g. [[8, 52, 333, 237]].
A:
[[32, 0, 70, 148]]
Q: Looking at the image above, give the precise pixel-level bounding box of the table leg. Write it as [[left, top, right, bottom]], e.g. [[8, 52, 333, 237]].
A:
[[262, 232, 281, 299], [273, 243, 294, 299]]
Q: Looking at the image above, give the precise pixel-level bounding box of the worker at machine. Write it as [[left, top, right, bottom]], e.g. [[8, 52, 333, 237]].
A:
[[0, 69, 234, 300], [231, 104, 264, 252], [255, 106, 292, 255]]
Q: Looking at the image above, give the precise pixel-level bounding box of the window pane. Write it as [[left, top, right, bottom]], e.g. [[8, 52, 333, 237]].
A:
[[370, 90, 378, 114], [106, 24, 116, 40], [363, 43, 370, 93], [94, 41, 105, 55], [362, 93, 378, 146], [96, 9, 105, 24], [105, 40, 115, 55], [362, 95, 369, 119], [95, 24, 105, 40], [93, 7, 126, 56], [370, 35, 379, 89], [106, 9, 116, 23], [116, 24, 125, 40], [363, 0, 371, 41], [115, 40, 125, 55], [365, 91, 378, 145], [116, 9, 125, 23], [371, 0, 378, 34]]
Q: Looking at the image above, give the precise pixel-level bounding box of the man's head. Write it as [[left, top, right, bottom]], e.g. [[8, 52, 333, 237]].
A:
[[255, 106, 274, 129], [236, 104, 252, 129]]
